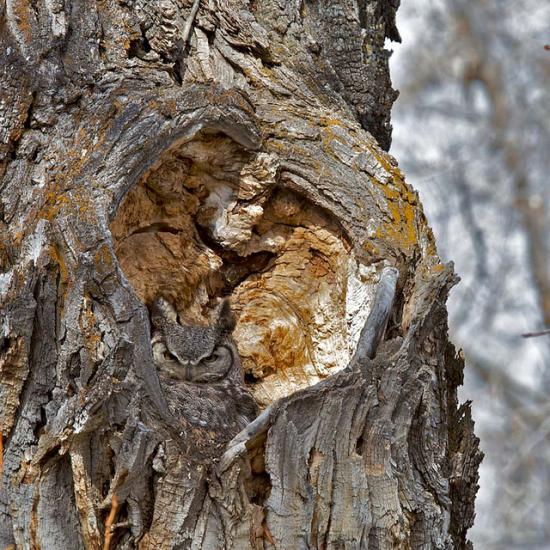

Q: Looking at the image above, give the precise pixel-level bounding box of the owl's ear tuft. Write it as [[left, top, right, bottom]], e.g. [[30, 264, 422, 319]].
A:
[[150, 297, 176, 324], [150, 297, 166, 325], [217, 299, 236, 335]]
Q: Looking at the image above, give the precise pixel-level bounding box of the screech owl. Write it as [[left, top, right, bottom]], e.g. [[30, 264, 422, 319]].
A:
[[149, 297, 258, 446]]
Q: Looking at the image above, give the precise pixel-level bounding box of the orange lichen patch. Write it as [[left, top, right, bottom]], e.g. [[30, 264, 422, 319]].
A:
[[432, 263, 446, 273], [7, 91, 34, 151], [0, 231, 14, 272], [25, 117, 101, 223], [10, 0, 35, 47], [366, 146, 422, 246], [372, 148, 394, 174], [71, 189, 99, 224], [79, 295, 104, 361], [319, 116, 347, 129], [49, 244, 70, 294], [38, 186, 71, 222], [320, 126, 349, 161], [0, 337, 30, 441], [362, 239, 382, 260], [367, 169, 420, 255], [379, 199, 418, 253], [93, 243, 115, 277]]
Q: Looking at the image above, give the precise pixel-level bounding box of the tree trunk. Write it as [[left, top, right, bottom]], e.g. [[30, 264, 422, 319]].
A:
[[0, 1, 481, 548]]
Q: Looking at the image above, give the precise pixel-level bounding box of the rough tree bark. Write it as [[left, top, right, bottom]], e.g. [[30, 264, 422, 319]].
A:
[[0, 1, 481, 549]]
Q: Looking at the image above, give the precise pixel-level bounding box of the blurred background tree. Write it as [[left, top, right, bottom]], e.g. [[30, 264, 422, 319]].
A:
[[391, 0, 550, 547]]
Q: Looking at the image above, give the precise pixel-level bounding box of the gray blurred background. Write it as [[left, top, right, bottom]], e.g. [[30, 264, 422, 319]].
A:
[[390, 1, 550, 548]]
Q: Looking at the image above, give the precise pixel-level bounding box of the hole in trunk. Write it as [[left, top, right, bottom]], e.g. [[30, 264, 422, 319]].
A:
[[110, 132, 371, 406]]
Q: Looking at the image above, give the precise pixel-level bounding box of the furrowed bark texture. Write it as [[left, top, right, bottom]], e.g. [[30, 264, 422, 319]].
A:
[[0, 1, 481, 549]]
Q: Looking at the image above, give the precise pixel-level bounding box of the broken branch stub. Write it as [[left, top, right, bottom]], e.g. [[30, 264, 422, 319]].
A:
[[354, 266, 399, 361]]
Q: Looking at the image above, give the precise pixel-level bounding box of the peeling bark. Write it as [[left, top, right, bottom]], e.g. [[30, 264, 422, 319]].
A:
[[0, 1, 480, 548]]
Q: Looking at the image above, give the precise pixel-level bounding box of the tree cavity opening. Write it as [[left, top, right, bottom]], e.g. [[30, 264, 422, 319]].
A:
[[110, 132, 363, 406]]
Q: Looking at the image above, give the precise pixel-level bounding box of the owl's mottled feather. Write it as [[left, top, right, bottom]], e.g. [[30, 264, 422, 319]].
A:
[[149, 297, 258, 452]]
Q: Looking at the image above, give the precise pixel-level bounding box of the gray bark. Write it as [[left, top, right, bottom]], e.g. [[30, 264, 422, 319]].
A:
[[0, 1, 481, 549]]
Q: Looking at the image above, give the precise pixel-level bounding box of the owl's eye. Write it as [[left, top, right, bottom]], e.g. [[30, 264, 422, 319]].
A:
[[203, 352, 218, 363], [167, 351, 180, 362]]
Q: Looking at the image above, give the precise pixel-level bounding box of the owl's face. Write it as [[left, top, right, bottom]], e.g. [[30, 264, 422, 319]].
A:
[[153, 338, 235, 383], [183, 344, 234, 382], [151, 298, 238, 383]]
